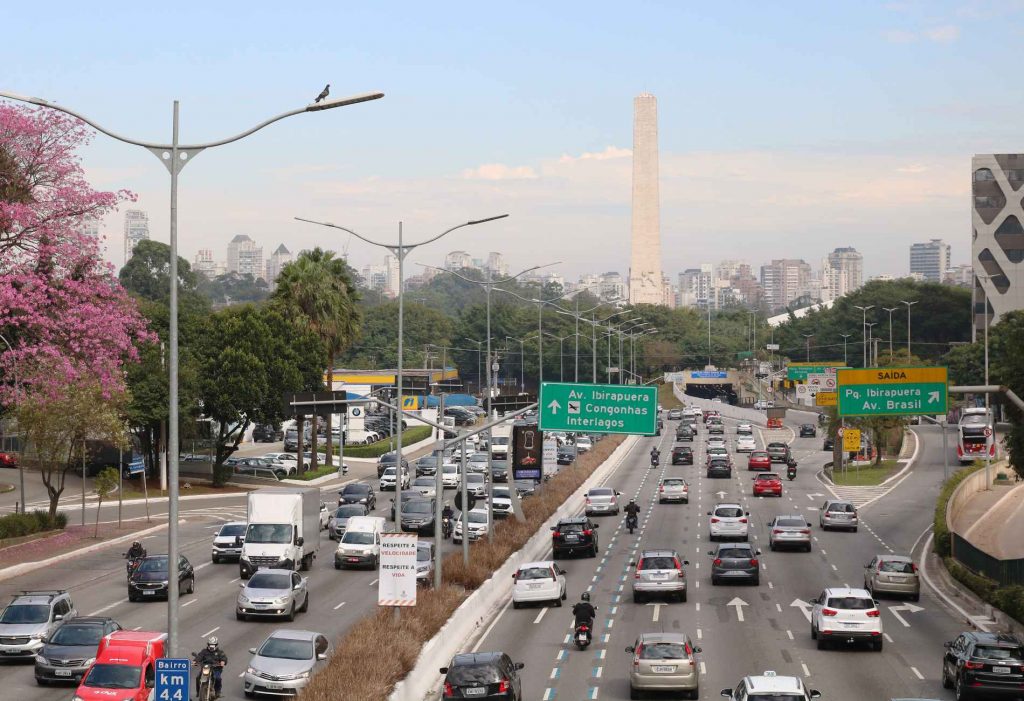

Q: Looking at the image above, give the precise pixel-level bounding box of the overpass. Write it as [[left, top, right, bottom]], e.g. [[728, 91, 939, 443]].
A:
[[664, 369, 742, 403]]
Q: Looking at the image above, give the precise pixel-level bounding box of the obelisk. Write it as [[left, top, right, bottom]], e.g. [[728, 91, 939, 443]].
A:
[[628, 93, 663, 305]]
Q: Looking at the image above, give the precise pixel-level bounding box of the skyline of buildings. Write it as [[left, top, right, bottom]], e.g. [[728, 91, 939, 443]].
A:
[[909, 238, 951, 283]]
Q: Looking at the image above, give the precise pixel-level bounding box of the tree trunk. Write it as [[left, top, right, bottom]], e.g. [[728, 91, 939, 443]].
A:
[[94, 496, 103, 538], [310, 415, 319, 471], [325, 412, 334, 467], [296, 415, 305, 475]]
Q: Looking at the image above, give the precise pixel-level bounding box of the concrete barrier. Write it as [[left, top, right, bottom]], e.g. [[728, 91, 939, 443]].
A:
[[387, 434, 641, 701], [946, 462, 1001, 529]]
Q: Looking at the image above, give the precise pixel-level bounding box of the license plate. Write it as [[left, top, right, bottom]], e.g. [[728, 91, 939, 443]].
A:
[[464, 688, 486, 696], [347, 557, 360, 562], [651, 573, 669, 580], [993, 666, 1012, 674], [843, 622, 860, 627], [264, 682, 282, 690], [652, 665, 676, 673], [564, 535, 578, 542], [528, 583, 542, 590], [54, 670, 72, 677], [143, 590, 155, 596]]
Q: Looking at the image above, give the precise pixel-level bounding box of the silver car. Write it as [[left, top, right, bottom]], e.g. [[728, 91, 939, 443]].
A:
[[464, 472, 487, 497], [820, 500, 858, 532], [0, 590, 77, 659], [768, 515, 812, 552], [658, 478, 689, 504], [864, 554, 920, 600], [584, 487, 621, 515], [236, 569, 309, 622], [410, 476, 437, 499], [328, 504, 368, 540], [632, 549, 688, 603], [243, 629, 329, 697], [626, 632, 701, 698], [416, 542, 434, 586]]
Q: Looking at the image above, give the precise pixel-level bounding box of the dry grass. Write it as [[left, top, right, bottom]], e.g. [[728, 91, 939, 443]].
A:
[[300, 434, 626, 701]]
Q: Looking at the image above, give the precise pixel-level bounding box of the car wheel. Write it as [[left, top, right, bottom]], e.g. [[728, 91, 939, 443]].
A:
[[187, 577, 195, 595], [811, 623, 818, 640], [711, 576, 719, 586], [769, 542, 776, 551], [334, 562, 341, 570], [129, 594, 137, 602], [942, 663, 953, 689], [752, 576, 760, 586], [562, 588, 568, 601], [852, 527, 858, 533], [658, 499, 665, 504], [633, 592, 643, 603], [286, 603, 296, 622], [211, 555, 219, 564], [554, 595, 562, 608], [35, 678, 48, 686], [629, 685, 640, 700], [805, 543, 812, 552], [589, 545, 598, 558], [873, 638, 883, 652], [955, 674, 971, 701], [912, 592, 920, 602], [244, 690, 255, 699], [816, 637, 828, 650], [301, 593, 309, 612], [680, 590, 687, 603], [688, 688, 699, 700], [236, 611, 245, 621]]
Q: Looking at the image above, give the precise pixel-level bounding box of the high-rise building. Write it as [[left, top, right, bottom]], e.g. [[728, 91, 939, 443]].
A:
[[909, 239, 950, 282], [226, 234, 264, 278], [599, 272, 627, 303], [972, 154, 1024, 337], [123, 209, 150, 264], [385, 254, 400, 297], [485, 252, 508, 278], [825, 247, 863, 299], [444, 250, 473, 271], [193, 249, 218, 278], [265, 244, 293, 283], [628, 93, 663, 305], [760, 259, 813, 311]]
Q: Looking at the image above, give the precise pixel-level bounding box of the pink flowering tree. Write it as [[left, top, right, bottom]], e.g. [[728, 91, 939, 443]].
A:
[[0, 103, 151, 515]]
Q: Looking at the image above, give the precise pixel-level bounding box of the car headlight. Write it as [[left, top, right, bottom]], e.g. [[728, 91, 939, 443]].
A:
[[247, 667, 256, 675], [35, 655, 47, 665], [83, 657, 95, 667], [238, 595, 249, 604], [274, 597, 288, 605]]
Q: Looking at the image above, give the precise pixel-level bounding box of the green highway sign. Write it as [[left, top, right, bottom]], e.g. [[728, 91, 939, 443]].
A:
[[538, 382, 658, 435], [837, 367, 948, 417], [786, 363, 847, 381]]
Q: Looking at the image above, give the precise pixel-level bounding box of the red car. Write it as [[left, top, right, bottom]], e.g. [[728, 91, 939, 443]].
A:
[[747, 450, 771, 471], [753, 472, 783, 497], [0, 452, 16, 468]]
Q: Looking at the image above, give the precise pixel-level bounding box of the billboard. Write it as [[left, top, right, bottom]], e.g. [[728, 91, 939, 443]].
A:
[[511, 423, 542, 480]]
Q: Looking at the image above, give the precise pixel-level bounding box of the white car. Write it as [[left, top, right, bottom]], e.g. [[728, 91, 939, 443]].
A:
[[410, 476, 436, 499], [736, 423, 754, 435], [261, 452, 304, 469], [736, 436, 757, 452], [707, 437, 726, 449], [574, 436, 593, 453], [379, 466, 410, 491], [464, 472, 487, 497], [319, 501, 330, 530], [453, 508, 490, 544], [511, 561, 567, 608], [467, 453, 490, 474], [810, 587, 883, 651], [440, 463, 461, 489], [708, 503, 749, 541], [490, 486, 513, 518]]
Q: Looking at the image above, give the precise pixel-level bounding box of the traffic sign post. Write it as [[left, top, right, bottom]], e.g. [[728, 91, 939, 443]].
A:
[[837, 367, 948, 417], [155, 658, 189, 701], [815, 391, 837, 406], [842, 428, 862, 452], [787, 363, 846, 382], [539, 382, 657, 435]]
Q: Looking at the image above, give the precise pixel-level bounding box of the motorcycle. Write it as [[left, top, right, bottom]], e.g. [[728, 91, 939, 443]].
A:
[[574, 620, 593, 650], [441, 516, 453, 539], [626, 513, 638, 534], [123, 553, 144, 578], [191, 654, 216, 701], [650, 454, 660, 469], [786, 459, 798, 481]]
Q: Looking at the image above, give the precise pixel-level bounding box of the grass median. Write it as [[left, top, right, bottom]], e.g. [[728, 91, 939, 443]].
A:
[[829, 459, 901, 486], [658, 381, 683, 410], [300, 433, 627, 701]]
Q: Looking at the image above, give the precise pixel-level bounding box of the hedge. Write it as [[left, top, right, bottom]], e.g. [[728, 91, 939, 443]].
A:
[[340, 426, 433, 458], [0, 510, 68, 540], [933, 462, 985, 557], [944, 557, 1024, 626]]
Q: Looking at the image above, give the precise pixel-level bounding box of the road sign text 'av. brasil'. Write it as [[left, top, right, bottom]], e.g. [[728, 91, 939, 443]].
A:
[[539, 382, 657, 435], [837, 367, 948, 417]]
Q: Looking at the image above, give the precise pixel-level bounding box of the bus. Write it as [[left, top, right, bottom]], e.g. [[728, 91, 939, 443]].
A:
[[957, 408, 994, 464]]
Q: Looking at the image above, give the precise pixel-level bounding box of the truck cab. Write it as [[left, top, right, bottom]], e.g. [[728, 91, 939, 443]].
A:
[[240, 487, 321, 579], [75, 630, 166, 701]]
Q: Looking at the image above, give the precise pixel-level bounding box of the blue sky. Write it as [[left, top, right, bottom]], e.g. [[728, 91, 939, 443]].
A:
[[5, 1, 1023, 278]]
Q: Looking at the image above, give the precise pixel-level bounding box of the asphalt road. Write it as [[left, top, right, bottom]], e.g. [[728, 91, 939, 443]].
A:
[[467, 410, 965, 701]]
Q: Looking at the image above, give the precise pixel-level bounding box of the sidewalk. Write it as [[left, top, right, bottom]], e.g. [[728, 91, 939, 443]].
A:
[[959, 478, 1024, 560]]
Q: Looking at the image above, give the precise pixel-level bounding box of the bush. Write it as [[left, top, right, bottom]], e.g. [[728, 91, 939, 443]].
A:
[[945, 557, 998, 601], [993, 586, 1024, 623], [0, 510, 67, 540], [933, 463, 985, 557], [342, 426, 433, 459]]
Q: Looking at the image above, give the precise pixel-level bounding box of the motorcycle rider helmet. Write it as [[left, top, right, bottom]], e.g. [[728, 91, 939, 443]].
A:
[[580, 592, 590, 602], [207, 636, 219, 651], [132, 540, 141, 549]]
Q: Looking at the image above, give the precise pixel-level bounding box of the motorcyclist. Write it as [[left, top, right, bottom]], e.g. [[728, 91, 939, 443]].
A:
[[125, 541, 146, 561], [194, 636, 227, 698], [441, 503, 455, 521], [572, 592, 597, 630], [624, 499, 641, 521], [650, 447, 660, 466]]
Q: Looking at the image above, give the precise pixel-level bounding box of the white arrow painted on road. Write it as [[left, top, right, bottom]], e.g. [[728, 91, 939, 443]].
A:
[[790, 598, 813, 623], [715, 491, 728, 498], [727, 597, 748, 622], [806, 493, 824, 501], [547, 400, 561, 414], [646, 602, 665, 622], [888, 603, 924, 627]]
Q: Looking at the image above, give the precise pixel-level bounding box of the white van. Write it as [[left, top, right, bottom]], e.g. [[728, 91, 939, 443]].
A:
[[333, 516, 386, 570]]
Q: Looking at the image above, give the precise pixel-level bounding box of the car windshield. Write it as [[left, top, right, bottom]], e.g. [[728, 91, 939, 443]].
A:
[[382, 467, 398, 477], [776, 518, 806, 528], [718, 548, 752, 558], [518, 566, 554, 580], [962, 414, 988, 426], [137, 557, 169, 573], [246, 524, 292, 544], [715, 508, 743, 518], [404, 502, 432, 514], [751, 452, 768, 458], [413, 479, 433, 487], [83, 663, 141, 689], [827, 597, 874, 609], [491, 437, 509, 446], [0, 604, 49, 624], [492, 488, 510, 499], [467, 474, 484, 483], [663, 479, 685, 486], [748, 695, 804, 701], [975, 645, 1024, 661], [639, 556, 677, 570], [879, 560, 915, 573], [258, 637, 313, 660], [468, 512, 488, 524], [341, 531, 374, 545], [447, 663, 501, 685], [589, 488, 613, 496], [335, 506, 364, 518], [758, 474, 780, 481], [219, 524, 246, 537], [50, 623, 106, 646], [559, 522, 585, 533], [827, 503, 855, 513], [443, 465, 458, 474], [639, 642, 686, 659], [416, 547, 432, 562], [247, 573, 290, 590], [343, 485, 369, 495]]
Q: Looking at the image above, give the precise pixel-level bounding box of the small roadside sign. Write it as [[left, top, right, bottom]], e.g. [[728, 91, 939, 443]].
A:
[[127, 457, 146, 475], [539, 382, 657, 435], [378, 533, 417, 607], [842, 428, 862, 452], [815, 391, 837, 406], [155, 658, 189, 701]]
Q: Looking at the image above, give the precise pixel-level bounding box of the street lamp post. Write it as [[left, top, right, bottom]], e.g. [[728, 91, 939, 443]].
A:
[[1, 88, 385, 657], [883, 307, 898, 361], [900, 300, 918, 357], [464, 339, 484, 394], [505, 337, 525, 392], [854, 305, 874, 368], [865, 323, 877, 366], [840, 334, 852, 367], [802, 334, 813, 362], [543, 332, 569, 381], [0, 334, 24, 514]]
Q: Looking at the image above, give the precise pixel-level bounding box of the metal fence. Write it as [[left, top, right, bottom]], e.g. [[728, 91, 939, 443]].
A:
[[952, 532, 1024, 586]]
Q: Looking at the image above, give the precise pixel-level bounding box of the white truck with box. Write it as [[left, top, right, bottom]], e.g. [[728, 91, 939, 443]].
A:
[[490, 424, 511, 461], [239, 487, 321, 579]]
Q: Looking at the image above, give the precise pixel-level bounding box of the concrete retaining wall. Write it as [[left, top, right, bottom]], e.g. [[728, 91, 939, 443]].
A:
[[387, 434, 640, 701], [946, 462, 1000, 529]]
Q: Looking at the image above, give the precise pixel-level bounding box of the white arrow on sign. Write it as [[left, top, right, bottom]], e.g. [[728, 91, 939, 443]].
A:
[[790, 598, 813, 622], [888, 603, 924, 627], [727, 597, 748, 622], [928, 391, 940, 403], [547, 399, 561, 414], [646, 602, 665, 622]]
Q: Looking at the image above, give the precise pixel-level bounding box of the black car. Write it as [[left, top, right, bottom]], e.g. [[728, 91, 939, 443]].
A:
[[551, 516, 599, 558], [799, 424, 817, 438], [440, 651, 525, 701], [400, 498, 436, 534], [766, 442, 790, 463], [671, 446, 694, 465], [943, 632, 1024, 698], [823, 436, 835, 451], [390, 490, 420, 520], [675, 427, 694, 442], [377, 452, 411, 478], [338, 482, 376, 510], [490, 464, 508, 482], [128, 554, 194, 602], [557, 446, 575, 465], [34, 616, 122, 684], [707, 458, 732, 479], [252, 423, 283, 442]]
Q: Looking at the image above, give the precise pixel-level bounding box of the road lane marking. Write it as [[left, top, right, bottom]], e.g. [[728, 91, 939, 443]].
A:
[[550, 668, 559, 679], [700, 661, 706, 675], [786, 629, 794, 640], [182, 599, 197, 607], [911, 666, 924, 680], [697, 628, 702, 639], [200, 626, 220, 638], [592, 666, 602, 678], [471, 601, 509, 652], [228, 577, 239, 584], [369, 578, 378, 586], [884, 633, 893, 643], [194, 562, 212, 572], [334, 601, 347, 610], [801, 663, 810, 677], [588, 687, 599, 699], [534, 608, 548, 624], [543, 689, 555, 700], [89, 598, 128, 616]]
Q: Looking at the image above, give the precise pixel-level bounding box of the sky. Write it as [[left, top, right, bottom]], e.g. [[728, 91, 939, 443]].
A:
[[5, 0, 1024, 280]]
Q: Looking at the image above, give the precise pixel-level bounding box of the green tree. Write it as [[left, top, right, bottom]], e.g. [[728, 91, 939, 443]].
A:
[[118, 240, 202, 304], [93, 467, 119, 537], [989, 311, 1024, 479], [340, 300, 453, 369]]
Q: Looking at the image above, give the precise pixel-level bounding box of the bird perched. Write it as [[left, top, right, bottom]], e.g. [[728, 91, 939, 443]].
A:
[[315, 84, 330, 103]]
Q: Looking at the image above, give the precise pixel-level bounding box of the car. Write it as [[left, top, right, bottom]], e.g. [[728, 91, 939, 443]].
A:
[[243, 629, 330, 698], [0, 590, 77, 661], [416, 541, 435, 586], [467, 452, 490, 474], [465, 472, 488, 498], [706, 458, 732, 479], [513, 480, 536, 498], [708, 422, 725, 435], [667, 408, 683, 420], [414, 454, 440, 476], [752, 472, 783, 497], [632, 549, 689, 603], [864, 554, 920, 600], [453, 507, 491, 544], [400, 498, 436, 534], [736, 423, 753, 435], [672, 445, 694, 465], [337, 483, 376, 510], [659, 478, 689, 503], [575, 436, 593, 453], [379, 465, 411, 491], [768, 515, 812, 551], [390, 490, 420, 520], [551, 516, 599, 558], [127, 555, 194, 602], [736, 436, 757, 453], [34, 615, 121, 685], [748, 450, 771, 470], [252, 423, 283, 442], [810, 587, 883, 650], [262, 452, 305, 469], [319, 501, 331, 530], [627, 633, 700, 699], [231, 456, 294, 475], [376, 452, 410, 478], [328, 504, 368, 540], [819, 499, 858, 532], [706, 437, 727, 450], [708, 503, 749, 541], [942, 631, 1024, 698], [799, 424, 817, 438], [410, 476, 437, 499], [675, 427, 694, 442], [233, 463, 285, 481], [655, 419, 664, 436], [440, 463, 461, 489], [0, 451, 18, 468], [584, 487, 621, 515], [490, 486, 513, 519], [511, 561, 567, 608], [236, 568, 308, 621], [439, 651, 525, 701], [721, 670, 820, 700], [557, 446, 575, 464], [490, 464, 508, 482], [710, 542, 761, 585], [766, 442, 790, 463], [211, 521, 247, 563], [823, 436, 835, 451]]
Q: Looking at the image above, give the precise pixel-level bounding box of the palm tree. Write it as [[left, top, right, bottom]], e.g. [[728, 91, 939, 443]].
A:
[[271, 248, 361, 471]]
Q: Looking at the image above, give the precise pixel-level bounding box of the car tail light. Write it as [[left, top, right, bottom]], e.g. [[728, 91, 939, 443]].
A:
[[965, 661, 985, 670], [443, 681, 454, 697], [866, 609, 880, 617], [750, 558, 759, 567], [710, 517, 720, 523], [552, 531, 561, 539], [800, 529, 810, 535], [739, 518, 748, 523], [713, 558, 722, 566], [772, 529, 783, 534], [585, 497, 591, 504], [659, 485, 665, 492], [911, 563, 918, 572], [673, 558, 682, 569], [822, 608, 838, 616], [583, 529, 593, 536], [497, 679, 510, 693]]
